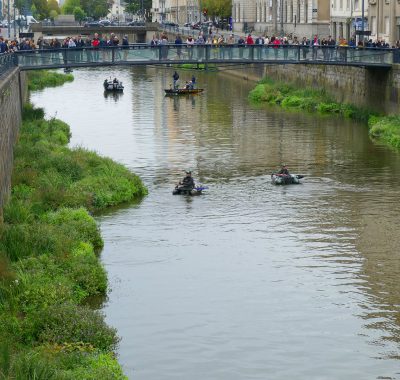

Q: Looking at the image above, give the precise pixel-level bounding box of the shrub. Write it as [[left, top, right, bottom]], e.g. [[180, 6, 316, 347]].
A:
[[22, 103, 45, 120], [28, 303, 120, 351], [369, 115, 400, 149], [43, 208, 103, 251]]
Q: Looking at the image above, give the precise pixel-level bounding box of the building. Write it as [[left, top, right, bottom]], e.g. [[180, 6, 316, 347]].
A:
[[151, 0, 200, 25], [232, 0, 330, 39], [368, 0, 400, 45], [331, 0, 368, 42]]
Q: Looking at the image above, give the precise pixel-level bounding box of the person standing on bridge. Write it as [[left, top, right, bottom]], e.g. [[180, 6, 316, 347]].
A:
[[92, 33, 100, 61], [186, 35, 195, 60], [175, 34, 183, 59]]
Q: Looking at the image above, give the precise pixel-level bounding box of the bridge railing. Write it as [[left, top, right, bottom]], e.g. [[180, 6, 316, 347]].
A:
[[9, 44, 397, 69], [0, 53, 17, 76]]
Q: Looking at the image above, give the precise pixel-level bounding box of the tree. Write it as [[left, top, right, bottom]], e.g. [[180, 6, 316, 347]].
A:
[[32, 0, 50, 19], [80, 0, 110, 18], [73, 6, 86, 23], [62, 0, 80, 14], [202, 0, 231, 19], [124, 0, 151, 20], [48, 0, 61, 14], [49, 9, 58, 20]]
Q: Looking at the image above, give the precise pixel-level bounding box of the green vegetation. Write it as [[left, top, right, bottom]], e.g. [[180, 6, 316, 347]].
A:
[[249, 77, 371, 122], [369, 115, 400, 149], [202, 0, 231, 19], [27, 71, 74, 92], [0, 73, 147, 378], [249, 77, 400, 150], [175, 63, 217, 71]]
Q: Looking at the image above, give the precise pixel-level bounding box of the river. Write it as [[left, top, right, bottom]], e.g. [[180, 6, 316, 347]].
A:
[[31, 67, 400, 380]]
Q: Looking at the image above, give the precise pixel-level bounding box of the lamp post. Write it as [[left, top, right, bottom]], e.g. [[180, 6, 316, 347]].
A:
[[280, 0, 284, 36], [13, 2, 16, 38], [7, 0, 10, 38], [361, 0, 364, 44]]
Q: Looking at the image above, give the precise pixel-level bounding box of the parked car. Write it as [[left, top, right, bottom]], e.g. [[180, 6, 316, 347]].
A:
[[128, 21, 145, 26], [98, 19, 112, 26], [84, 21, 101, 27]]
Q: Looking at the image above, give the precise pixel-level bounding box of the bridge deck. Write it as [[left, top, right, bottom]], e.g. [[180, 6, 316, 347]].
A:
[[1, 45, 396, 73]]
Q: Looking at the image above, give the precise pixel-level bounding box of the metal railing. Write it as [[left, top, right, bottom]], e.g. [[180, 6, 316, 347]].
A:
[[1, 45, 397, 72], [0, 53, 17, 76]]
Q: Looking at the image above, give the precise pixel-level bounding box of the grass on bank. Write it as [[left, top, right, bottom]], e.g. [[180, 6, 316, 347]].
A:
[[249, 77, 400, 150], [1, 79, 147, 378], [368, 115, 400, 149], [27, 70, 74, 91], [248, 77, 372, 122]]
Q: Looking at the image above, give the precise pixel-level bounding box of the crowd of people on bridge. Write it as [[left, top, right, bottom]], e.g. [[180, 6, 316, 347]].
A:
[[0, 33, 130, 54], [1, 29, 400, 65]]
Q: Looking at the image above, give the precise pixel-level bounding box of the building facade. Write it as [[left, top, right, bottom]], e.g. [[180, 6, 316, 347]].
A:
[[368, 0, 400, 45], [330, 0, 369, 42], [232, 0, 330, 39], [152, 0, 201, 25]]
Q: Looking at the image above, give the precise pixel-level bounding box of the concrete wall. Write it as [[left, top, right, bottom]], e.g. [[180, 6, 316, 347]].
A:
[[0, 69, 26, 222], [261, 63, 400, 113], [220, 63, 400, 113]]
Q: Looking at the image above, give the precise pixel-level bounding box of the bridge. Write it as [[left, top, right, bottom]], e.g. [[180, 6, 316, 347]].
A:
[[0, 45, 397, 75]]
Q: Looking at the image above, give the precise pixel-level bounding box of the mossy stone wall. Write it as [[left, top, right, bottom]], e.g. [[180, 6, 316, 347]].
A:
[[0, 69, 27, 222], [262, 64, 400, 114]]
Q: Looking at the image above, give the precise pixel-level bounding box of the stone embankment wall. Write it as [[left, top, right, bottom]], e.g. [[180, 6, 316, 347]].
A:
[[226, 63, 400, 114], [0, 69, 26, 221]]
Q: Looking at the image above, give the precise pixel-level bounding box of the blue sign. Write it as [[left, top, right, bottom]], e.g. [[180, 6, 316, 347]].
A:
[[352, 17, 368, 30]]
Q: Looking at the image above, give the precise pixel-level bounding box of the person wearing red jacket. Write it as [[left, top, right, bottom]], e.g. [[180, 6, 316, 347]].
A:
[[246, 34, 254, 45]]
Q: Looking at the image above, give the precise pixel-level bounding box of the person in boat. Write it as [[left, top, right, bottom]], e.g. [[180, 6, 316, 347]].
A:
[[191, 75, 196, 88], [173, 71, 180, 89], [177, 170, 195, 191], [278, 165, 290, 175]]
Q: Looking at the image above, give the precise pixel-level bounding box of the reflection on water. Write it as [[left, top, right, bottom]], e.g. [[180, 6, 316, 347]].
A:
[[31, 67, 400, 380]]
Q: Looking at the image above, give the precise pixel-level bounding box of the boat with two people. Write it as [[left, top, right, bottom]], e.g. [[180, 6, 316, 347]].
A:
[[165, 72, 204, 96], [271, 165, 304, 185], [103, 77, 124, 92]]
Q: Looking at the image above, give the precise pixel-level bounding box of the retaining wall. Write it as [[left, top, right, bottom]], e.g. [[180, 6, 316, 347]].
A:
[[227, 63, 400, 114], [0, 69, 26, 222]]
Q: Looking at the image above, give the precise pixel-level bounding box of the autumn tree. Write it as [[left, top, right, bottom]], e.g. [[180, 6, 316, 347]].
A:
[[202, 0, 231, 19]]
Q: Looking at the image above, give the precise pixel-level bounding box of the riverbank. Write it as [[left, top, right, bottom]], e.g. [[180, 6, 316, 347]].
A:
[[249, 77, 400, 150], [0, 71, 147, 379], [27, 70, 74, 91]]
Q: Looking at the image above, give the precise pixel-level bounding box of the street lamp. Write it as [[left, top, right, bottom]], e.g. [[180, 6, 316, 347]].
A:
[[7, 0, 10, 38], [13, 2, 16, 39], [361, 0, 364, 43]]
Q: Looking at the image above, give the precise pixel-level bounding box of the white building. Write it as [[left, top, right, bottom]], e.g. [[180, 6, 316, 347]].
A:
[[151, 0, 200, 24], [232, 0, 330, 39], [331, 0, 368, 42]]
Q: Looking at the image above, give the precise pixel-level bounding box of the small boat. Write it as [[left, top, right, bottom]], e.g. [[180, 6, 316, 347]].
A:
[[165, 88, 204, 96], [64, 67, 73, 73], [271, 173, 304, 185], [104, 79, 124, 92], [172, 185, 207, 195]]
